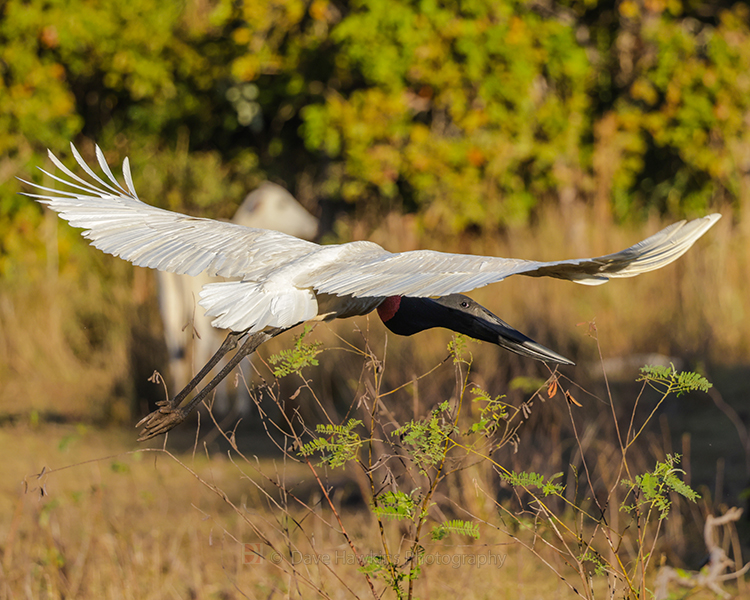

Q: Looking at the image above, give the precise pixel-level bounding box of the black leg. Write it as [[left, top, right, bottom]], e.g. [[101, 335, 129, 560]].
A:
[[168, 329, 246, 410], [137, 327, 286, 441]]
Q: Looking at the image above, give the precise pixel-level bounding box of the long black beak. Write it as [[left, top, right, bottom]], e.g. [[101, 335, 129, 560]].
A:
[[384, 294, 574, 365], [456, 301, 575, 365]]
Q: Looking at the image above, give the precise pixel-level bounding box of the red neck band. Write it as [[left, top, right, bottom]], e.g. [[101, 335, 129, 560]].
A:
[[376, 296, 401, 322]]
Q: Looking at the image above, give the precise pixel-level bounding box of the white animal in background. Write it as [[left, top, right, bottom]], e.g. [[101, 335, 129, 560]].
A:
[[157, 182, 319, 417]]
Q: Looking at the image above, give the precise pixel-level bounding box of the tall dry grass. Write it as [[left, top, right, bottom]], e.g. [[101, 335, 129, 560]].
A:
[[0, 329, 742, 599], [0, 200, 746, 597], [0, 424, 572, 599]]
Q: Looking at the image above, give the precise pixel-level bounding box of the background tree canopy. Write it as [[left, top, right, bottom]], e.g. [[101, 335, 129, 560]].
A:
[[4, 0, 748, 241]]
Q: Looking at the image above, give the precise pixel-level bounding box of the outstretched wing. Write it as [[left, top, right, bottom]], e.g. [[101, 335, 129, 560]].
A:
[[23, 144, 720, 304], [21, 144, 319, 279], [304, 214, 720, 298]]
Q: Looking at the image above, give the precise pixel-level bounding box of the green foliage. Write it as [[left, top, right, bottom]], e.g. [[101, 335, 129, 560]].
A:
[[299, 418, 363, 468], [358, 553, 391, 576], [501, 470, 565, 497], [447, 335, 469, 364], [7, 0, 750, 248], [621, 454, 700, 519], [268, 326, 323, 378], [372, 490, 419, 521], [302, 0, 593, 230], [467, 386, 508, 436], [578, 549, 608, 577], [359, 552, 421, 598], [430, 520, 480, 541], [638, 364, 712, 397], [393, 401, 457, 475], [608, 3, 750, 217]]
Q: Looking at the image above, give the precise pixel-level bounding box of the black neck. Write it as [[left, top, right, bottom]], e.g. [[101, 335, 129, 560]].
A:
[[380, 297, 464, 337]]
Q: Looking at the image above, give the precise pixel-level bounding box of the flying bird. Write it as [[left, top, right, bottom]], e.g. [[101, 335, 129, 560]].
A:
[[21, 144, 721, 439]]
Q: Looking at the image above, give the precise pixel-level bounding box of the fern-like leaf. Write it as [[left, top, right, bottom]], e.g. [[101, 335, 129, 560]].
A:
[[430, 519, 480, 540], [638, 364, 712, 397]]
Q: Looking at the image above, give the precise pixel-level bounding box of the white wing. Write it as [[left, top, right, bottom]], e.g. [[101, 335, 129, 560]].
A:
[[22, 144, 720, 322], [303, 214, 720, 298], [21, 144, 319, 280]]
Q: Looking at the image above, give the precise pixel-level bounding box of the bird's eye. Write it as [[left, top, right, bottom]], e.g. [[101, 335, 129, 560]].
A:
[[461, 301, 469, 308]]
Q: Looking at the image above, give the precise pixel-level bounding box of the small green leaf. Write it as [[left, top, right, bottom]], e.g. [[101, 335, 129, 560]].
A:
[[299, 419, 364, 468], [372, 490, 420, 520], [269, 326, 323, 377], [501, 470, 564, 496], [621, 454, 700, 519], [393, 403, 456, 475]]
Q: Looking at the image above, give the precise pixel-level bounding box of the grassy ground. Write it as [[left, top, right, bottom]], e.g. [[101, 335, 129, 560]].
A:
[[0, 413, 743, 599], [0, 424, 573, 599]]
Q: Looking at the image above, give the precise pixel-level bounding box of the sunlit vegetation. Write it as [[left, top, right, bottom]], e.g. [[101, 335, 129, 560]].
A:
[[2, 0, 749, 596], [1, 333, 743, 598]]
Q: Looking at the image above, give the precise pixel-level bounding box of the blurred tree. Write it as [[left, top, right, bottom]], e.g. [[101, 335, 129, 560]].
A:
[[297, 0, 593, 230], [6, 0, 750, 236], [579, 0, 750, 220]]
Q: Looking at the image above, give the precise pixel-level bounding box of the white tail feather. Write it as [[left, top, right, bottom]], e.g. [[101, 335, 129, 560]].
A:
[[199, 281, 317, 332]]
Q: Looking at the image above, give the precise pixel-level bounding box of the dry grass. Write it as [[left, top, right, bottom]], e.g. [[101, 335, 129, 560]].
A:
[[0, 205, 747, 598], [0, 319, 746, 599], [0, 399, 741, 600], [0, 424, 588, 599]]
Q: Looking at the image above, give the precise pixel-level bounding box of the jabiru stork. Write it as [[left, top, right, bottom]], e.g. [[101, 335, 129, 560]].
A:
[[21, 144, 721, 439]]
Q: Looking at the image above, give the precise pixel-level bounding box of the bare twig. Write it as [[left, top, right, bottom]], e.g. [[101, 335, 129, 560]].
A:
[[655, 507, 748, 600]]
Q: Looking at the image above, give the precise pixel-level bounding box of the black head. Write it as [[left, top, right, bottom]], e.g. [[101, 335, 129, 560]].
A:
[[377, 294, 573, 365]]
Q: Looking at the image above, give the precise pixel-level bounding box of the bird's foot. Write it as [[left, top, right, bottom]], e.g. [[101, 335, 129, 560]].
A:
[[137, 402, 188, 441]]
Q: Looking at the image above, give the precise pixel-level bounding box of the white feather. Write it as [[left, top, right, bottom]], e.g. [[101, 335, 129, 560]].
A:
[[20, 145, 721, 333], [199, 281, 317, 332]]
